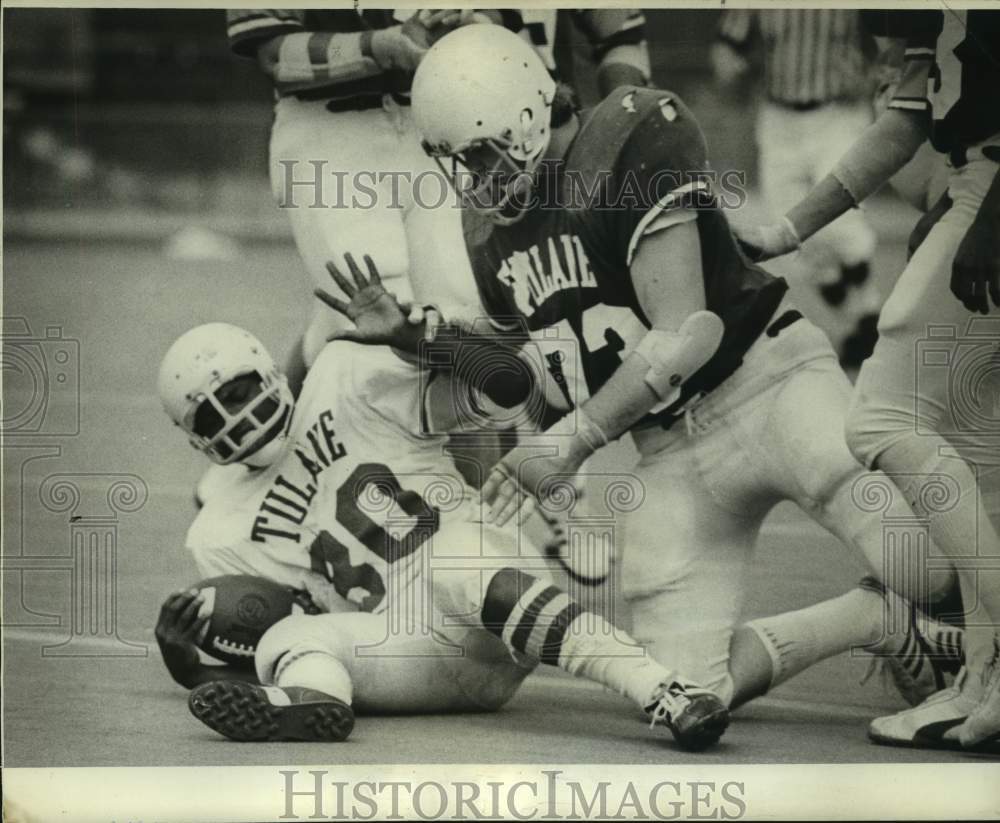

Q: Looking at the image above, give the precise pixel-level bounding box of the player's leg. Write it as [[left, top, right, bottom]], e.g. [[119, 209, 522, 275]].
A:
[[727, 322, 963, 707], [622, 415, 775, 711], [845, 146, 1000, 749], [268, 99, 415, 371], [428, 519, 730, 751], [189, 610, 534, 742], [756, 102, 814, 232]]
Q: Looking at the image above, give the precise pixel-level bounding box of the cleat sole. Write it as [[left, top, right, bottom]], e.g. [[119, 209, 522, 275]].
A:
[[189, 681, 354, 742]]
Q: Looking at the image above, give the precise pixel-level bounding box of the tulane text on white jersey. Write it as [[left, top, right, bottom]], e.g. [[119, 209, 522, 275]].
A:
[[186, 342, 476, 613]]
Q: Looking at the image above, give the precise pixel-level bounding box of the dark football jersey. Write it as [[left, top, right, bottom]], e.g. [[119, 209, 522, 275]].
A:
[[465, 86, 787, 431], [861, 10, 1000, 152]]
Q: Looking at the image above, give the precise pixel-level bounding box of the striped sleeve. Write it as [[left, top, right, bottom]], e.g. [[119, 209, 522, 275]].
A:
[[717, 9, 756, 52], [226, 9, 305, 58], [860, 7, 942, 115], [881, 14, 944, 116]]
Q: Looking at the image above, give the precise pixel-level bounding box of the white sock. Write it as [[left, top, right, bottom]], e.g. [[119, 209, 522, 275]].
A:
[[558, 615, 674, 708], [273, 650, 353, 705], [745, 588, 885, 689]]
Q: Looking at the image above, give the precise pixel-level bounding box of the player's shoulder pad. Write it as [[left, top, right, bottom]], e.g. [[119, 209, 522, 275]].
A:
[[575, 87, 711, 209]]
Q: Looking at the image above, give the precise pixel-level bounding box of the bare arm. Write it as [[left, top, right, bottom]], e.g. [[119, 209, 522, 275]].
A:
[[579, 219, 716, 442], [786, 108, 928, 242]]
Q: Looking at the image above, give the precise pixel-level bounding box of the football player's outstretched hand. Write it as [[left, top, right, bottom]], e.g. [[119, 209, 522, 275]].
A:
[[316, 253, 434, 352], [951, 195, 1000, 314], [481, 443, 586, 527]]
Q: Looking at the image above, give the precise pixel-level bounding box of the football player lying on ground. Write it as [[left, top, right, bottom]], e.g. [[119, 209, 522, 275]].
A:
[[156, 308, 730, 751], [156, 252, 964, 749], [383, 27, 968, 728]]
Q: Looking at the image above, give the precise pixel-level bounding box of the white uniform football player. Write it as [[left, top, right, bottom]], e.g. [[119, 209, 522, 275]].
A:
[[225, 9, 515, 385], [156, 293, 733, 750], [734, 9, 1000, 752]]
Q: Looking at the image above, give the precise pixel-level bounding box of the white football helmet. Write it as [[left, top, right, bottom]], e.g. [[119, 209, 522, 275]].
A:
[[411, 24, 556, 225], [157, 323, 293, 467]]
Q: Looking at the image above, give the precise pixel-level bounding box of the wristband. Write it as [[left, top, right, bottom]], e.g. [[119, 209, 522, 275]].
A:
[[544, 409, 609, 456], [779, 216, 802, 251]]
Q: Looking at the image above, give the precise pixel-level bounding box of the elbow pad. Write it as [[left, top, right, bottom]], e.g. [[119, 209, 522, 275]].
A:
[[633, 312, 725, 408], [831, 110, 928, 205]]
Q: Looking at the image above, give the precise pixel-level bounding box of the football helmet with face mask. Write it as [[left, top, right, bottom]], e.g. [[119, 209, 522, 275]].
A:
[[411, 24, 556, 225], [158, 323, 293, 468]]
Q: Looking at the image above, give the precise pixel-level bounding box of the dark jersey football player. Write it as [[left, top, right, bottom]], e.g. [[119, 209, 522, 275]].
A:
[[321, 25, 969, 716], [410, 24, 788, 517]]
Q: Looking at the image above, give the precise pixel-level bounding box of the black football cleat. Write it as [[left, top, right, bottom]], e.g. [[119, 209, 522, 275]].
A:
[[645, 680, 730, 752], [189, 680, 354, 742]]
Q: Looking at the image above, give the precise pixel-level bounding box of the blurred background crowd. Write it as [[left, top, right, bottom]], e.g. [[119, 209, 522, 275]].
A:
[[4, 9, 765, 230]]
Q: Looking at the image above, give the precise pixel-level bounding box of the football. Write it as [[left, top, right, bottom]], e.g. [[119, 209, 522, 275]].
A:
[[193, 575, 320, 667]]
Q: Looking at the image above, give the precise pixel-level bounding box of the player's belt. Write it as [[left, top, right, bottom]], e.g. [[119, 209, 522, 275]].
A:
[[325, 92, 411, 114]]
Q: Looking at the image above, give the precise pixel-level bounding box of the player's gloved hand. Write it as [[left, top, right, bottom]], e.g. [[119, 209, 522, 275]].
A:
[[951, 196, 1000, 314], [155, 589, 209, 675], [369, 23, 430, 73], [315, 253, 440, 352], [731, 216, 802, 263], [480, 412, 606, 526]]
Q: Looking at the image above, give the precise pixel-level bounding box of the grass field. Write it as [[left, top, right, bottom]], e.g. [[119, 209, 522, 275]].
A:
[[2, 227, 994, 775]]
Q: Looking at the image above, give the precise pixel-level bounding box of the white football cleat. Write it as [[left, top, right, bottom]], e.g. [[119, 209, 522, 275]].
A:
[[868, 669, 983, 751], [956, 638, 1000, 752]]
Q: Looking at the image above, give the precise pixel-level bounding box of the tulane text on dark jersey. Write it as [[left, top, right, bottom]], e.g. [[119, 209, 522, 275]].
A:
[[464, 86, 788, 432]]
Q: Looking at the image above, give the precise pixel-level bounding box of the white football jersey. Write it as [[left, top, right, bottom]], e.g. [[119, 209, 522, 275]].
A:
[[187, 342, 479, 614]]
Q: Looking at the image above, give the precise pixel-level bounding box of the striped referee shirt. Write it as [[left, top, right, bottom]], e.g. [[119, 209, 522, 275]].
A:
[[718, 9, 874, 106]]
